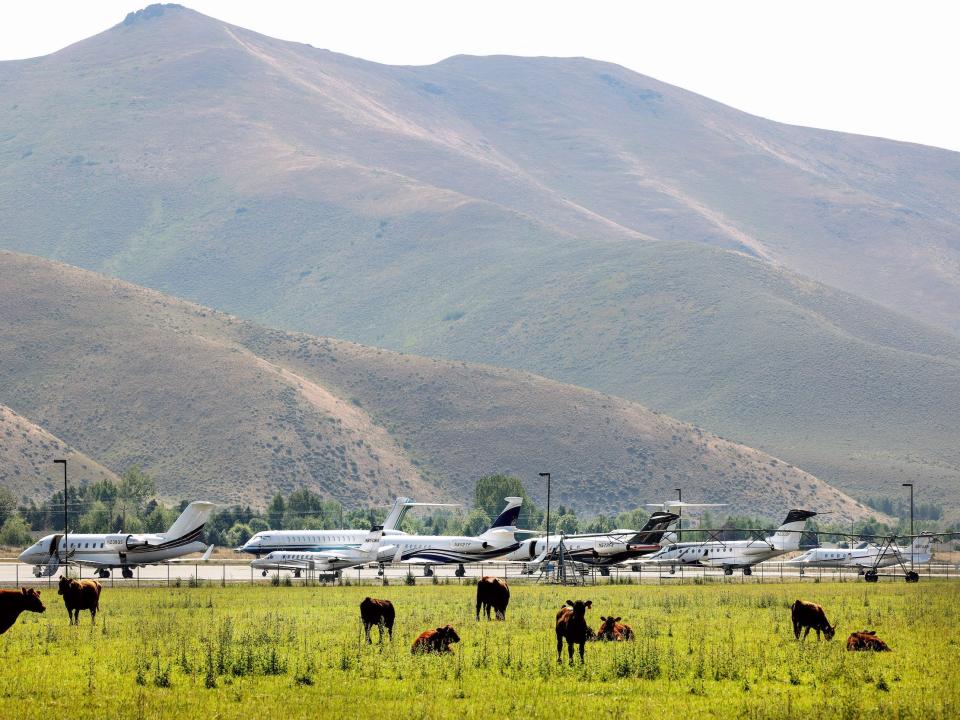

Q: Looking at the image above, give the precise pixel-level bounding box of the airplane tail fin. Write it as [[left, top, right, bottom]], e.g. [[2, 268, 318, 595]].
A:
[[382, 497, 413, 531], [628, 512, 681, 545], [769, 509, 817, 551], [165, 501, 216, 542], [359, 526, 384, 553], [906, 533, 933, 561], [479, 497, 523, 539]]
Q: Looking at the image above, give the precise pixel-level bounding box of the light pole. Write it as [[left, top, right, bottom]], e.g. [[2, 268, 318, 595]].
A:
[[54, 459, 67, 562], [675, 488, 682, 542], [902, 483, 914, 569], [539, 472, 551, 558]]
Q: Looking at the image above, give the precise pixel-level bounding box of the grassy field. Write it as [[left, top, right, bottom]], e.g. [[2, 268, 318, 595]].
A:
[[0, 582, 956, 719]]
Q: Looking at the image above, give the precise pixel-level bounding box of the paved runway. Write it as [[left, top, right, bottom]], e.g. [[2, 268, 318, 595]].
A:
[[1, 558, 956, 588]]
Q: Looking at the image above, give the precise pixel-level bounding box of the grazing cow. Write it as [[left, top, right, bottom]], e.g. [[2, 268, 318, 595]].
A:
[[847, 631, 891, 652], [476, 577, 510, 621], [411, 624, 461, 654], [597, 615, 634, 641], [58, 576, 101, 625], [556, 599, 592, 664], [0, 588, 46, 634], [791, 599, 836, 641], [360, 597, 395, 644]]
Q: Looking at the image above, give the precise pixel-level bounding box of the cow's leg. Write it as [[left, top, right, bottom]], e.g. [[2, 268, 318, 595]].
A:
[[476, 599, 481, 621], [578, 641, 585, 663], [486, 604, 492, 621], [378, 621, 385, 644], [815, 628, 821, 640], [90, 607, 97, 624], [802, 626, 810, 640], [556, 632, 564, 663], [793, 621, 801, 640]]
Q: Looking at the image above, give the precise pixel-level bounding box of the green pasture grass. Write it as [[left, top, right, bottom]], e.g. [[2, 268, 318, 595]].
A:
[[0, 582, 956, 719]]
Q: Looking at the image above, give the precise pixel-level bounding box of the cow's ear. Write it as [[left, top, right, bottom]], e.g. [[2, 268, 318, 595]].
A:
[[566, 599, 574, 607], [600, 616, 607, 622], [21, 587, 28, 594], [614, 617, 621, 622], [585, 600, 592, 608], [436, 627, 445, 633]]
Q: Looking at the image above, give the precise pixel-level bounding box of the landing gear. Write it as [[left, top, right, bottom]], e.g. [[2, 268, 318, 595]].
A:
[[669, 566, 676, 575], [97, 569, 110, 579], [455, 564, 466, 578], [293, 569, 302, 579], [905, 571, 920, 583], [599, 567, 610, 577], [121, 567, 134, 579], [723, 566, 734, 576], [864, 570, 879, 583], [377, 564, 385, 577], [423, 566, 434, 577], [261, 570, 268, 577], [743, 567, 752, 576]]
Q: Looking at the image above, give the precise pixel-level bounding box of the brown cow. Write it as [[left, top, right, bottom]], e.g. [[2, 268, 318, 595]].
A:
[[476, 577, 510, 621], [0, 588, 46, 634], [411, 624, 460, 654], [360, 597, 395, 643], [847, 631, 891, 652], [791, 599, 836, 641], [556, 599, 592, 664], [58, 576, 101, 625], [597, 615, 634, 641]]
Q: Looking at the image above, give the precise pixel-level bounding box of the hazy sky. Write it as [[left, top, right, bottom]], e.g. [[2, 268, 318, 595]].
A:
[[2, 1, 958, 151]]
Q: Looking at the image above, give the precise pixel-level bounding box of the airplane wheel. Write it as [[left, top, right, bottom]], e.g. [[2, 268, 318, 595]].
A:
[[864, 571, 879, 583], [122, 568, 133, 579], [294, 569, 301, 579], [723, 567, 733, 576], [599, 567, 610, 577], [669, 566, 676, 575], [97, 569, 110, 579], [423, 566, 434, 577], [743, 567, 752, 576], [261, 570, 268, 577], [455, 565, 466, 578], [905, 571, 920, 583]]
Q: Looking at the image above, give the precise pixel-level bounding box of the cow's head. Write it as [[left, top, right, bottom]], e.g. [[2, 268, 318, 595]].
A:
[[57, 576, 74, 596], [437, 624, 460, 646], [824, 623, 836, 641], [565, 599, 592, 618], [598, 615, 622, 639], [21, 587, 45, 613]]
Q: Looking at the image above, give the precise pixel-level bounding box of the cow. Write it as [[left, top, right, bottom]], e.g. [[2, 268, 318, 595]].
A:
[[847, 631, 892, 652], [556, 599, 592, 664], [0, 588, 46, 634], [791, 599, 836, 641], [360, 597, 395, 644], [58, 576, 102, 625], [597, 615, 634, 641], [411, 624, 460, 654], [476, 577, 510, 621]]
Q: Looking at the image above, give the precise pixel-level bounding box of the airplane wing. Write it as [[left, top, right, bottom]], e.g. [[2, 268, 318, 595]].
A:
[[165, 545, 217, 563]]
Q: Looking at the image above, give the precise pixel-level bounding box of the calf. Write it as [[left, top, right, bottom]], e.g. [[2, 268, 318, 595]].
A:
[[556, 599, 592, 664], [411, 624, 461, 654], [791, 599, 835, 641], [360, 597, 395, 644], [476, 577, 510, 621], [847, 631, 891, 652], [58, 576, 101, 625], [0, 588, 46, 634], [597, 615, 634, 641]]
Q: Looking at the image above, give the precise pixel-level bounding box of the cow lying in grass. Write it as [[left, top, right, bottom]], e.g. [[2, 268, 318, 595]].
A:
[[847, 631, 891, 651], [411, 624, 460, 654], [0, 588, 45, 634], [597, 615, 634, 641], [556, 599, 592, 664], [791, 599, 835, 641], [58, 576, 101, 625]]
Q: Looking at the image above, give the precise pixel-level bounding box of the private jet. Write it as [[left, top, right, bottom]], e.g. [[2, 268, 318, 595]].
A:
[[785, 533, 933, 580], [19, 501, 215, 579], [251, 525, 386, 577], [501, 511, 680, 574], [640, 509, 817, 576]]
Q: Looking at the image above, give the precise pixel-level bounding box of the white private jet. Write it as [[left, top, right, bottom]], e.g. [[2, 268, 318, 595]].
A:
[[238, 497, 457, 564], [19, 501, 216, 579], [501, 511, 680, 573], [640, 509, 817, 576], [785, 533, 933, 581], [381, 497, 524, 577], [251, 525, 386, 577]]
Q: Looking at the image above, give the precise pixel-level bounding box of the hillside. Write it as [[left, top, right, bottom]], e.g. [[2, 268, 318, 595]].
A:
[[0, 251, 880, 520], [0, 5, 958, 510], [0, 404, 120, 502]]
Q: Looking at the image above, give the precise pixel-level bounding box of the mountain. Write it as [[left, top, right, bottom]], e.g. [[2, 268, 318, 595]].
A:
[[0, 5, 958, 510], [0, 251, 880, 520], [0, 404, 120, 502]]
